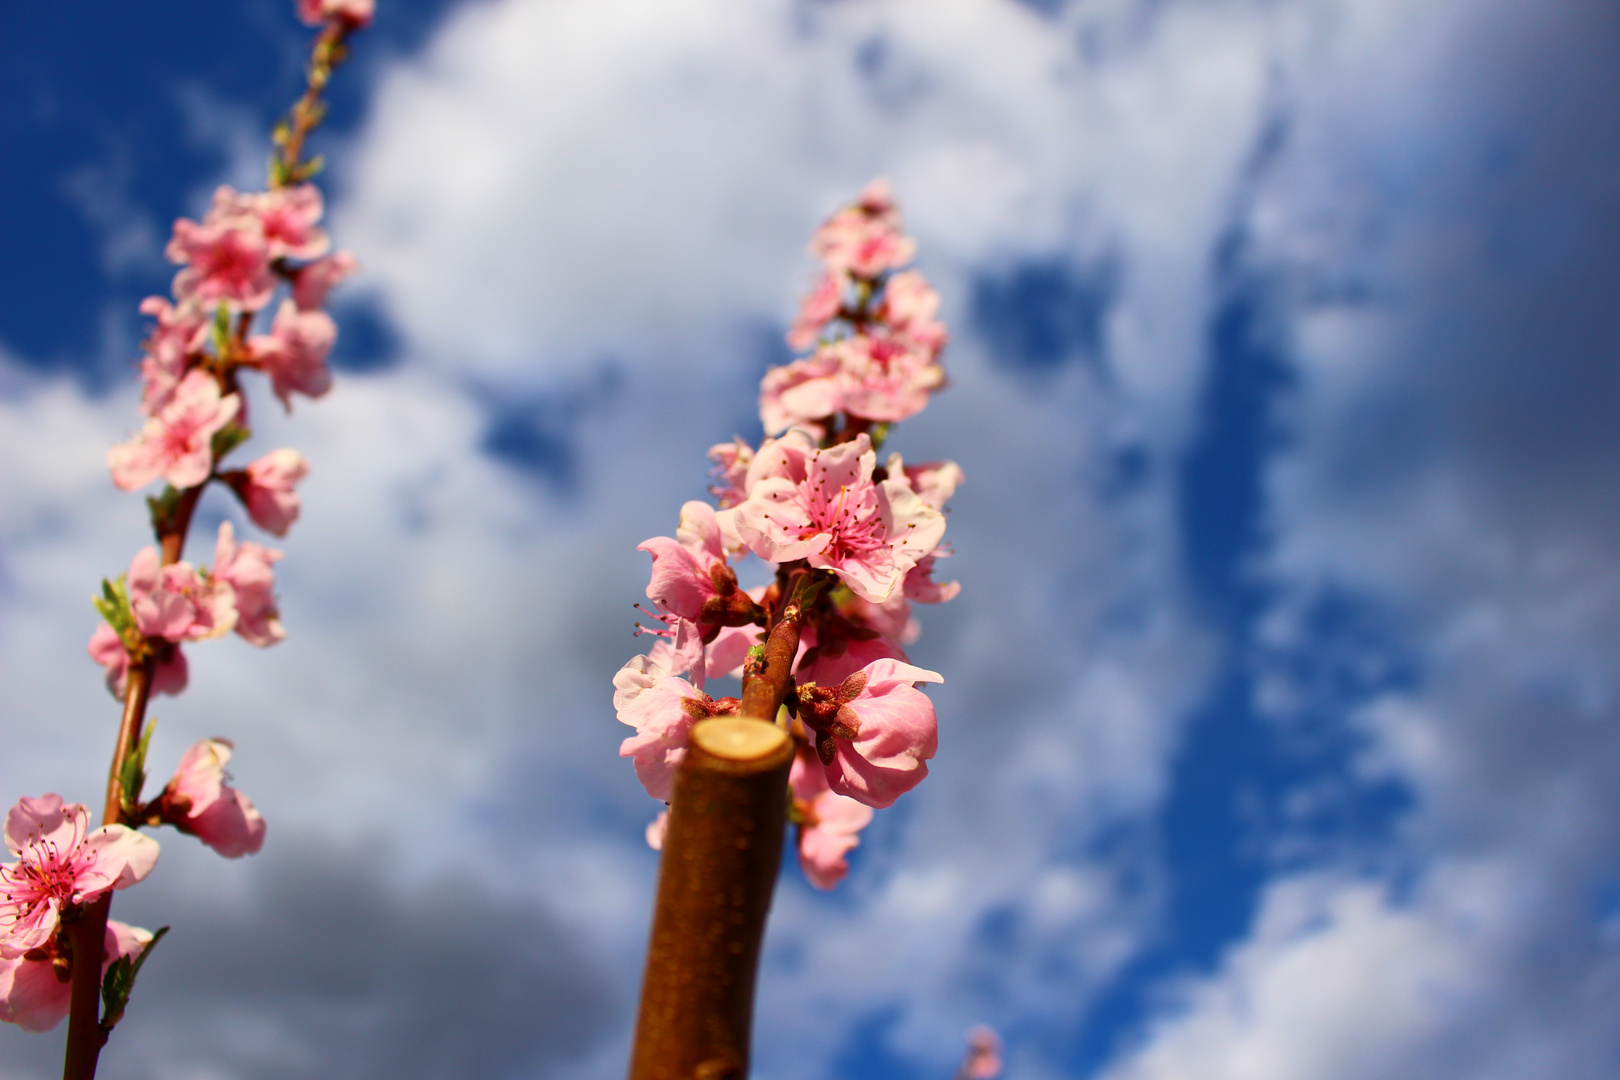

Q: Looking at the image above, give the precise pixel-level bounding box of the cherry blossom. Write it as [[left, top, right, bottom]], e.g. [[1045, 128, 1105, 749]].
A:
[[879, 269, 948, 356], [212, 522, 284, 647], [137, 296, 208, 416], [87, 625, 188, 700], [638, 502, 758, 632], [250, 299, 336, 408], [789, 753, 872, 890], [0, 796, 159, 959], [613, 656, 739, 801], [832, 333, 945, 424], [107, 369, 240, 492], [707, 437, 755, 509], [797, 659, 942, 808], [157, 740, 266, 858], [0, 920, 151, 1033], [787, 270, 845, 351], [166, 193, 274, 311], [297, 0, 375, 28], [760, 351, 844, 437], [251, 184, 329, 260], [957, 1026, 1003, 1080], [889, 454, 964, 512], [729, 433, 946, 603], [809, 179, 916, 279], [123, 546, 236, 644], [292, 251, 357, 311], [227, 448, 309, 537]]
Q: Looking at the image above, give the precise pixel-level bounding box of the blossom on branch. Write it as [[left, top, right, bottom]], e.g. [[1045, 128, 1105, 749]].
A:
[[128, 547, 237, 644], [727, 432, 946, 603], [166, 189, 275, 312], [297, 0, 375, 28], [107, 369, 240, 492], [86, 625, 189, 699], [0, 796, 159, 960], [790, 753, 872, 889], [638, 501, 759, 633], [211, 522, 284, 647], [797, 658, 942, 808], [252, 184, 329, 261], [292, 251, 357, 311], [137, 296, 208, 416], [227, 448, 309, 537], [0, 920, 152, 1033], [250, 299, 336, 409], [613, 655, 739, 801], [157, 740, 266, 858]]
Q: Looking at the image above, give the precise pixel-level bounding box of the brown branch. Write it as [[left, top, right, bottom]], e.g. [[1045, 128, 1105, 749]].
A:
[[274, 22, 352, 188], [738, 603, 803, 723], [627, 718, 794, 1080]]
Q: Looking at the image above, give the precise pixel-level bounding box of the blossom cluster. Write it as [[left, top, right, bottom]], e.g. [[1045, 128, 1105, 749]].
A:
[[618, 181, 960, 889], [0, 0, 368, 1040]]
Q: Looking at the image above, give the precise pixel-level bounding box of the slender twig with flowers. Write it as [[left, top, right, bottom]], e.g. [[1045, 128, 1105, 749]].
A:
[[0, 3, 371, 1076], [621, 181, 962, 1075]]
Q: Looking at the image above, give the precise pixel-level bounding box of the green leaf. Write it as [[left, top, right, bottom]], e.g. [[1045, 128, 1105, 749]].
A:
[[99, 926, 168, 1034], [118, 721, 156, 817], [210, 302, 232, 354], [210, 423, 252, 464], [92, 575, 137, 643]]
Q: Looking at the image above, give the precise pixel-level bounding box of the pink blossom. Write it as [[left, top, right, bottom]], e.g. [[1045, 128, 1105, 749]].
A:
[[831, 333, 945, 424], [231, 449, 309, 537], [166, 194, 274, 311], [902, 553, 961, 604], [795, 617, 908, 689], [787, 271, 845, 351], [252, 184, 329, 260], [0, 920, 151, 1033], [797, 659, 942, 808], [0, 796, 159, 959], [124, 547, 237, 643], [137, 296, 208, 416], [158, 739, 266, 858], [889, 454, 964, 511], [879, 269, 948, 356], [212, 522, 284, 647], [958, 1026, 1003, 1080], [293, 251, 358, 311], [809, 179, 916, 279], [759, 351, 844, 437], [250, 299, 336, 409], [297, 0, 375, 28], [87, 625, 188, 699], [107, 369, 241, 492], [642, 615, 709, 691], [707, 438, 755, 509], [729, 433, 946, 603], [613, 655, 739, 801], [645, 809, 669, 851], [637, 502, 758, 633], [790, 753, 872, 890]]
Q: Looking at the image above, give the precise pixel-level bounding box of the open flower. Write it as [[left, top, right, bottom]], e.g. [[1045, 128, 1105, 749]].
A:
[[728, 432, 946, 603], [251, 184, 329, 260], [296, 0, 375, 28], [137, 296, 208, 416], [0, 796, 159, 959], [790, 753, 872, 889], [0, 919, 151, 1033], [166, 192, 274, 311], [212, 522, 284, 647], [787, 270, 846, 351], [157, 740, 266, 858], [293, 251, 357, 311], [249, 299, 336, 409], [613, 655, 739, 800], [107, 369, 240, 492], [637, 502, 759, 633], [797, 659, 942, 808]]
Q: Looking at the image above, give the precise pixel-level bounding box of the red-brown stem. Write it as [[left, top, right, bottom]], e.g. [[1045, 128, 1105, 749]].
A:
[[738, 604, 803, 723], [63, 657, 152, 1080], [627, 720, 794, 1080], [275, 22, 351, 187]]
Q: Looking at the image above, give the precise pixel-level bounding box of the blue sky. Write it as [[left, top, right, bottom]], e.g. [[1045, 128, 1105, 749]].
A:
[[2, 1, 1619, 1078]]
